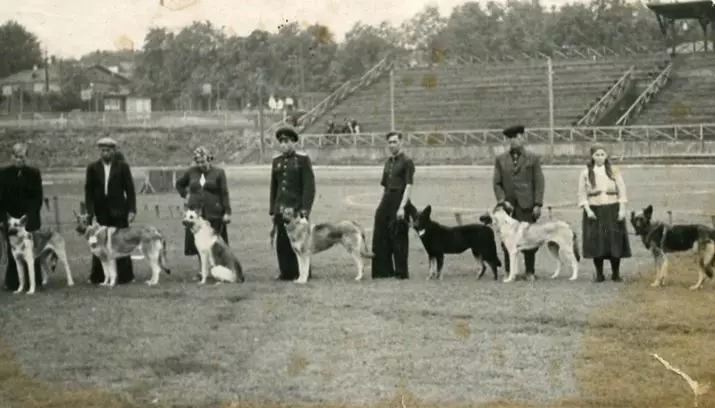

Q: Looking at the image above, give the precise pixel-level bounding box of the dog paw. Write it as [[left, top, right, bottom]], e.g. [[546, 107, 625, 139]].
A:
[[502, 277, 514, 283], [569, 276, 578, 281], [198, 280, 207, 285], [689, 285, 702, 291], [649, 282, 661, 288], [145, 280, 158, 286], [67, 282, 75, 287], [293, 279, 308, 284], [13, 289, 23, 295], [26, 290, 35, 295], [354, 276, 363, 281]]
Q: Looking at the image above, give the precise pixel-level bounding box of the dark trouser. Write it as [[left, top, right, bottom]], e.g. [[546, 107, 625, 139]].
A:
[[3, 226, 45, 291], [502, 205, 538, 276], [593, 257, 622, 281], [273, 214, 311, 281], [371, 191, 410, 279], [89, 211, 134, 285]]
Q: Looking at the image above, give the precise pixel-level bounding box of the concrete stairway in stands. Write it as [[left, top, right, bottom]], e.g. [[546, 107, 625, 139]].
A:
[[630, 54, 715, 125], [303, 56, 667, 134]]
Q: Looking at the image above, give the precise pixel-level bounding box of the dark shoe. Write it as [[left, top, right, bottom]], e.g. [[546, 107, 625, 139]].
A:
[[612, 274, 622, 282], [594, 273, 605, 283], [525, 273, 537, 282]]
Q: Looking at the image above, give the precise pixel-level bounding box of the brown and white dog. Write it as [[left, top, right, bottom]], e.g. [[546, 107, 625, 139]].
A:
[[182, 208, 244, 284], [74, 212, 171, 287], [4, 215, 74, 294], [280, 207, 373, 283]]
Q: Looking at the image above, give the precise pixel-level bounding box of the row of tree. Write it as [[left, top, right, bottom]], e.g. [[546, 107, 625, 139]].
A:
[[0, 0, 695, 112]]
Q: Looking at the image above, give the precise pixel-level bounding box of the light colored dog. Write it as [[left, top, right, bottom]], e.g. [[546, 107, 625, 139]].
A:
[[480, 205, 581, 283], [181, 208, 244, 284], [4, 215, 74, 294], [280, 207, 374, 283], [74, 212, 171, 287]]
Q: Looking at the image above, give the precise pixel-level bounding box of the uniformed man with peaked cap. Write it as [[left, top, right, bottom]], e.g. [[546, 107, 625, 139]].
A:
[[269, 127, 316, 281], [492, 124, 545, 281]]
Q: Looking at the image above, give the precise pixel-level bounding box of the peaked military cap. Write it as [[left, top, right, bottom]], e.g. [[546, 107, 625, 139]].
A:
[[275, 127, 299, 142], [96, 137, 117, 147], [502, 125, 525, 139]]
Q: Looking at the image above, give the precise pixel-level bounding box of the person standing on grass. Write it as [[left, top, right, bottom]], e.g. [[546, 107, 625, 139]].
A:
[[176, 147, 232, 274], [577, 143, 631, 282], [1, 143, 46, 291], [492, 125, 545, 281], [371, 131, 415, 280], [84, 137, 137, 285]]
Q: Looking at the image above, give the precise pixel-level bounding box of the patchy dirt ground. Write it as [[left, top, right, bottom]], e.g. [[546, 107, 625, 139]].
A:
[[1, 166, 715, 408]]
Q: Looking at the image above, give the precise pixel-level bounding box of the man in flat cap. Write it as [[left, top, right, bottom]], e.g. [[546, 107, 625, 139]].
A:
[[492, 125, 545, 281], [371, 131, 415, 280], [84, 137, 137, 285], [269, 127, 316, 281]]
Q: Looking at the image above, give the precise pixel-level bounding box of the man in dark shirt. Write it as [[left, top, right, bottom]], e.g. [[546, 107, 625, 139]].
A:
[[371, 131, 415, 279], [269, 127, 316, 281], [492, 125, 545, 281]]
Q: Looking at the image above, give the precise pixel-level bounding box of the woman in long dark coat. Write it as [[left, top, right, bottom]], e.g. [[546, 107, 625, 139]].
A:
[[2, 143, 46, 291], [577, 143, 632, 282], [175, 147, 232, 271]]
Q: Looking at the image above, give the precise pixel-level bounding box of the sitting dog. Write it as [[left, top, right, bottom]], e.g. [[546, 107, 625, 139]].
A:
[[480, 204, 580, 283], [182, 208, 244, 284], [281, 207, 373, 283], [4, 215, 74, 294], [631, 205, 715, 290], [404, 202, 501, 280], [74, 211, 171, 287]]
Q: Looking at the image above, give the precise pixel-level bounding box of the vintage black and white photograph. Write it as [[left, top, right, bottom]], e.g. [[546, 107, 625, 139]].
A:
[[1, 0, 715, 407]]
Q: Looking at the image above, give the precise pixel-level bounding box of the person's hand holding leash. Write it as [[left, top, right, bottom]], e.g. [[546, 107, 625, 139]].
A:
[[222, 213, 231, 224], [499, 201, 514, 213], [128, 212, 136, 224], [617, 207, 626, 221], [532, 206, 542, 221], [396, 207, 404, 220]]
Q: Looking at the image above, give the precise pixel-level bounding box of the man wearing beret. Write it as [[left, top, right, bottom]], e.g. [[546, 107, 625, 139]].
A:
[[492, 125, 545, 281], [269, 127, 316, 281], [84, 137, 137, 285]]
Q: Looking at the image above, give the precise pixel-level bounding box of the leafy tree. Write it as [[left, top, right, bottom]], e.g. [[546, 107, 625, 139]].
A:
[[0, 20, 43, 80]]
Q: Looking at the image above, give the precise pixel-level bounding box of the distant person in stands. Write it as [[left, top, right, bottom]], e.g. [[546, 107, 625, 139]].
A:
[[577, 143, 631, 282], [176, 146, 232, 273], [325, 119, 337, 135], [1, 143, 46, 292], [350, 117, 361, 134], [84, 137, 137, 285]]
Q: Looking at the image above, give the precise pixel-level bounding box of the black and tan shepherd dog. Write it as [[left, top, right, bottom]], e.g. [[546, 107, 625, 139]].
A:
[[404, 202, 501, 280], [631, 204, 715, 290]]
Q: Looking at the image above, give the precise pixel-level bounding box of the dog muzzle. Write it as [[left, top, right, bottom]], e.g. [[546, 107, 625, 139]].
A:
[[7, 228, 18, 236], [181, 220, 194, 228]]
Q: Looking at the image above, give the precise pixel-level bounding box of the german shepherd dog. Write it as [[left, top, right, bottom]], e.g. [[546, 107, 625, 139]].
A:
[[4, 215, 74, 294], [480, 203, 581, 283], [182, 208, 244, 284], [280, 207, 373, 283], [403, 202, 502, 280], [630, 205, 715, 290], [73, 212, 171, 287]]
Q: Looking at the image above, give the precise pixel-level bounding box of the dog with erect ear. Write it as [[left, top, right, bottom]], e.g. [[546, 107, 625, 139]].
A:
[[480, 202, 580, 283], [181, 203, 244, 284], [2, 214, 74, 294], [73, 209, 171, 287], [280, 206, 373, 283]]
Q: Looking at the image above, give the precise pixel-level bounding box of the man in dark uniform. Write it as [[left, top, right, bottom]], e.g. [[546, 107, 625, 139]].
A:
[[84, 137, 137, 285], [269, 127, 316, 281], [492, 125, 545, 281], [2, 143, 46, 291], [371, 131, 415, 280]]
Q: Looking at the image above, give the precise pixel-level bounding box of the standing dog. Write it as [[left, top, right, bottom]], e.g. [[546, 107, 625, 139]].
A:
[[5, 215, 74, 294], [182, 208, 244, 284], [631, 205, 715, 290], [74, 212, 171, 287], [281, 207, 373, 283], [404, 202, 501, 280], [480, 204, 580, 283]]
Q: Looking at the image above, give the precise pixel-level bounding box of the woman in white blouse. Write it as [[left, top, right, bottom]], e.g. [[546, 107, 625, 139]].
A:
[[577, 143, 632, 282]]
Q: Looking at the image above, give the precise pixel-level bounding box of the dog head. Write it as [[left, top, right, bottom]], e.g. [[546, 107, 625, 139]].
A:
[[484, 204, 514, 230], [478, 213, 493, 225], [409, 204, 434, 236], [72, 210, 94, 235], [6, 215, 29, 238], [280, 207, 307, 227], [182, 208, 207, 230], [630, 205, 653, 235]]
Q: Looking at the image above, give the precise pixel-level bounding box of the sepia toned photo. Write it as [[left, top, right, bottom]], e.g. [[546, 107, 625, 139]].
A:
[[1, 0, 715, 407]]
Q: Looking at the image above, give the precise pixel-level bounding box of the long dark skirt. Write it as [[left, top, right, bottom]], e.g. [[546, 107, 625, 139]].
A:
[[582, 203, 632, 259], [90, 256, 135, 284], [184, 219, 228, 256]]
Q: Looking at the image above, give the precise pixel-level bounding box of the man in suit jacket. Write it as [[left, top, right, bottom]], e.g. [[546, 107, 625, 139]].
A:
[[84, 137, 137, 284], [2, 143, 46, 291], [492, 125, 545, 281]]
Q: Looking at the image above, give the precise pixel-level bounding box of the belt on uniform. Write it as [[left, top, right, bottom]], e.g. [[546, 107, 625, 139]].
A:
[[587, 191, 618, 197], [385, 188, 403, 192]]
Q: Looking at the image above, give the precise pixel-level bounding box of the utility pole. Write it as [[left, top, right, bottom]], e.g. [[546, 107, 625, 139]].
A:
[[298, 42, 305, 108], [257, 70, 266, 163]]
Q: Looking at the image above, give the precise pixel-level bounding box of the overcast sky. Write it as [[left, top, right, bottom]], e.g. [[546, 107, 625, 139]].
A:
[[1, 0, 599, 58]]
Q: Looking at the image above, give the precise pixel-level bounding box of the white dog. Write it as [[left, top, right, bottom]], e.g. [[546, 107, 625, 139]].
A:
[[480, 205, 581, 283], [5, 215, 74, 294]]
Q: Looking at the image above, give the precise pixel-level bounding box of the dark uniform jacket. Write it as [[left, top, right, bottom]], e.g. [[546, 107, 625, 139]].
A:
[[175, 165, 231, 220], [269, 151, 316, 216], [1, 165, 44, 232], [84, 158, 137, 225], [493, 149, 545, 210]]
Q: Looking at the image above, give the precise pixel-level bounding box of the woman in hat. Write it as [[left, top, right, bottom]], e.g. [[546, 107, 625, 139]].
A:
[[577, 143, 631, 282], [175, 147, 232, 267]]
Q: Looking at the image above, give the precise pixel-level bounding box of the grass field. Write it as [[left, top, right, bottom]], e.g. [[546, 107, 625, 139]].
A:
[[2, 165, 715, 408]]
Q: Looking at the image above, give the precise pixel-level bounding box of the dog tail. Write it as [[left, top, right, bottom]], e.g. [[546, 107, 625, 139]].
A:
[[353, 222, 374, 258], [572, 231, 581, 262], [160, 236, 171, 275], [699, 239, 715, 278], [234, 258, 245, 283]]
